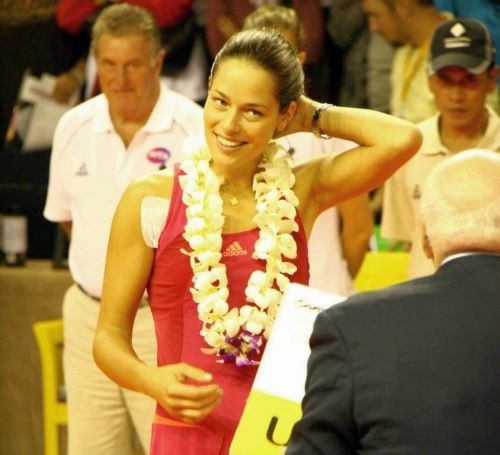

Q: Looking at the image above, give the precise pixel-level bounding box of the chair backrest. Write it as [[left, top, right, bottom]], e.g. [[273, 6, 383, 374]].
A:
[[33, 319, 67, 455], [354, 251, 410, 292], [33, 319, 65, 405]]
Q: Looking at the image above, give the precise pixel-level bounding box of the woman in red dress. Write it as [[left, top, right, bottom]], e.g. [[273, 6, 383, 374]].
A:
[[93, 27, 422, 454]]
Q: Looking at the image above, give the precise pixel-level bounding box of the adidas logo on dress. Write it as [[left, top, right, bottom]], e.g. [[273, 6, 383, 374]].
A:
[[223, 241, 248, 257]]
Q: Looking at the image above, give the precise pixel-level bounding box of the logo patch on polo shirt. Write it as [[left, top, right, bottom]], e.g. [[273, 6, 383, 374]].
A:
[[412, 184, 421, 199], [223, 241, 248, 257], [75, 163, 88, 176], [147, 147, 171, 169]]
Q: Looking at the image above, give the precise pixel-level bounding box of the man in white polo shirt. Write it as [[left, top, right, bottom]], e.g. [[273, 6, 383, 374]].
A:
[[382, 18, 500, 279], [43, 5, 203, 455]]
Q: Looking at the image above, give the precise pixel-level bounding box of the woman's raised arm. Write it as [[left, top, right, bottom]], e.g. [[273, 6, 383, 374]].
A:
[[289, 96, 422, 212]]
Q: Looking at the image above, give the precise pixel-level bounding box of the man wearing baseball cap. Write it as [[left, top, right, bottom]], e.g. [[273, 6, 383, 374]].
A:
[[429, 18, 496, 76], [382, 17, 500, 279]]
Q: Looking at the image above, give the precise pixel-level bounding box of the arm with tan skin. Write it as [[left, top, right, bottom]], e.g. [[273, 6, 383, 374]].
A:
[[59, 221, 72, 239], [52, 59, 86, 104], [93, 173, 222, 425], [337, 193, 373, 278], [286, 96, 422, 231]]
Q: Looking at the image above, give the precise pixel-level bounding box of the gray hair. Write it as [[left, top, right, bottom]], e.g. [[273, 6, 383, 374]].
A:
[[420, 149, 500, 257], [91, 3, 162, 55]]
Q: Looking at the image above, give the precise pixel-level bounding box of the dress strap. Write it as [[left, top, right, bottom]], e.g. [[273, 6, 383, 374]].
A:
[[141, 196, 171, 248]]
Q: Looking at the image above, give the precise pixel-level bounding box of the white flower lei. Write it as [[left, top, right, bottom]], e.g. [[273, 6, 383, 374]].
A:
[[178, 138, 299, 366]]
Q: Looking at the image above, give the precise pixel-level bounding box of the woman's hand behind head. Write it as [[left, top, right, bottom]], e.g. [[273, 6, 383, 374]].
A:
[[278, 96, 316, 138]]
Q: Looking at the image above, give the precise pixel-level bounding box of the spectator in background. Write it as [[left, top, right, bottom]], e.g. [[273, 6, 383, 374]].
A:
[[435, 0, 500, 71], [326, 0, 394, 112], [0, 0, 87, 260], [361, 0, 447, 225], [0, 0, 84, 140], [382, 18, 500, 278], [362, 0, 448, 123], [43, 5, 204, 454], [54, 0, 207, 103], [327, 0, 370, 108], [434, 0, 500, 115], [54, 0, 194, 100], [286, 148, 500, 455], [243, 4, 373, 296], [204, 0, 326, 99], [366, 29, 396, 113], [326, 0, 395, 224]]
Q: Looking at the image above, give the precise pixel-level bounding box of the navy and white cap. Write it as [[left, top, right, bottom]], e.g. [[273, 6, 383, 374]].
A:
[[428, 18, 496, 75]]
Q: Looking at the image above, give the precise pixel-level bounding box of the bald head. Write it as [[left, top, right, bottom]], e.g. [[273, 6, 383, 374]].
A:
[[421, 149, 500, 264]]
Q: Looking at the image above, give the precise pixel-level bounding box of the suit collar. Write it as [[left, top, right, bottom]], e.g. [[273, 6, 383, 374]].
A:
[[441, 252, 500, 266], [438, 253, 500, 275]]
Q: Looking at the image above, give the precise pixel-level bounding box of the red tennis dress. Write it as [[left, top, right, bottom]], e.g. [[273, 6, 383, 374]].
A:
[[147, 166, 309, 454]]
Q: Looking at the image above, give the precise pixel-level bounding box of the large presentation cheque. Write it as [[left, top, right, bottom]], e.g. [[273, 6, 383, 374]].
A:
[[230, 283, 345, 455]]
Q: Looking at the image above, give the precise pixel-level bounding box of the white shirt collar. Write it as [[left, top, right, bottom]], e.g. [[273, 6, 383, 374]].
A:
[[422, 105, 500, 157]]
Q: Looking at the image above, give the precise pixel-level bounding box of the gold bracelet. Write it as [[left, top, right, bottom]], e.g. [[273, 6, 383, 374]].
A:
[[311, 103, 333, 139]]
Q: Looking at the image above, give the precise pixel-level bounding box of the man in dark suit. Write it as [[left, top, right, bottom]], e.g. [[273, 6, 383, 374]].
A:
[[286, 149, 500, 455]]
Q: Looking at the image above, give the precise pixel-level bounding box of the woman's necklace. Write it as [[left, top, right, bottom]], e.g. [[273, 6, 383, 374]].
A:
[[179, 138, 299, 366], [220, 184, 254, 206]]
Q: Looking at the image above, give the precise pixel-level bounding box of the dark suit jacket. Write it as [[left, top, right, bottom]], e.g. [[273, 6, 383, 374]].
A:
[[286, 254, 500, 455]]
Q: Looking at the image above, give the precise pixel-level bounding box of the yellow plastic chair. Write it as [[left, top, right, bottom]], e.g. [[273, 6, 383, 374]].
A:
[[354, 251, 410, 292], [33, 319, 68, 455]]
